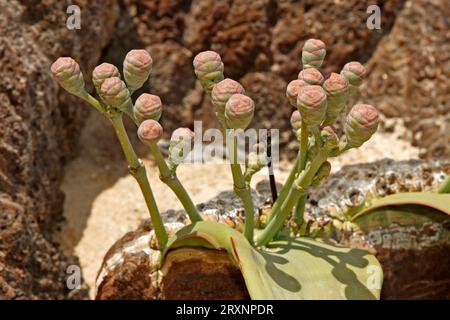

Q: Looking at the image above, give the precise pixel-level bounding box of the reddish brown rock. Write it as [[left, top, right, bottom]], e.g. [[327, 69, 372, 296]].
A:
[[95, 221, 249, 300], [2, 0, 448, 300], [239, 72, 292, 144], [105, 0, 407, 148], [102, 0, 448, 158], [378, 245, 450, 299], [359, 0, 450, 159], [160, 247, 250, 300], [95, 159, 449, 300], [0, 0, 119, 299]]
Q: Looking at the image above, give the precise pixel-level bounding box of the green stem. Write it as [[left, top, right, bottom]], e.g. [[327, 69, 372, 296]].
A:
[[244, 168, 256, 186], [266, 152, 300, 223], [148, 142, 203, 223], [227, 130, 255, 243], [299, 121, 309, 170], [126, 101, 200, 222], [294, 120, 309, 223], [328, 139, 347, 157], [122, 101, 135, 121], [80, 92, 106, 113], [110, 115, 168, 249], [438, 174, 450, 194], [215, 111, 228, 133], [256, 149, 327, 247], [293, 195, 306, 225]]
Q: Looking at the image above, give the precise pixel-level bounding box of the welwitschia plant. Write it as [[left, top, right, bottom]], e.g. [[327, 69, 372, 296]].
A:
[[52, 39, 386, 299]]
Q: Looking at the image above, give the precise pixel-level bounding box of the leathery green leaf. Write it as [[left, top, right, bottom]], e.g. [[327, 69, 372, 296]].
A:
[[343, 193, 450, 247], [355, 192, 450, 218], [162, 221, 382, 300], [351, 192, 450, 231]]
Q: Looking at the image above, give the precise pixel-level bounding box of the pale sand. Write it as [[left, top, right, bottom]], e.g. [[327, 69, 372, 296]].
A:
[[55, 111, 420, 298]]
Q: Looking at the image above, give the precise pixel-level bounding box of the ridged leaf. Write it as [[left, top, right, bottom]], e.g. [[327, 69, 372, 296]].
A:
[[351, 192, 450, 231]]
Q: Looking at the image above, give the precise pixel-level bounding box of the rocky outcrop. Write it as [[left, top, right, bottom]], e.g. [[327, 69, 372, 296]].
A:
[[95, 222, 249, 300], [95, 159, 450, 300], [104, 0, 405, 144], [359, 0, 450, 159], [308, 158, 450, 299], [0, 0, 119, 299], [2, 0, 448, 300], [103, 0, 449, 159]]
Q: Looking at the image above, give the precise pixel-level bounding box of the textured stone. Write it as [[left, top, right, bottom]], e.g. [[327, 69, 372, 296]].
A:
[[0, 0, 118, 299], [95, 220, 249, 300], [101, 0, 448, 158], [3, 0, 449, 300], [95, 159, 449, 299], [240, 72, 289, 138], [104, 0, 405, 145], [308, 158, 450, 299], [160, 247, 249, 300], [269, 0, 403, 79], [359, 0, 450, 159]]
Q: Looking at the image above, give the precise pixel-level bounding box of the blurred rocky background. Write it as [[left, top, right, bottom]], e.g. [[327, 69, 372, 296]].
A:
[[0, 0, 448, 299], [0, 0, 119, 299], [103, 0, 449, 158]]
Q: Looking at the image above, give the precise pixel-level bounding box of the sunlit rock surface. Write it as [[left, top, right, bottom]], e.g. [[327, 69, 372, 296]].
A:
[[0, 0, 118, 299], [96, 158, 450, 299]]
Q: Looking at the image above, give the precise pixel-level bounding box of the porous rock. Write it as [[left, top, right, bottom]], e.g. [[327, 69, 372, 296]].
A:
[[104, 0, 406, 147], [0, 0, 118, 299], [359, 0, 450, 159], [96, 159, 449, 299]]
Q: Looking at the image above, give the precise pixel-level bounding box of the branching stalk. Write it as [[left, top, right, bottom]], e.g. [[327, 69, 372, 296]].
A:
[[227, 130, 255, 243], [81, 92, 106, 113], [293, 196, 306, 225], [293, 120, 309, 223], [52, 43, 381, 257], [110, 115, 168, 249], [299, 121, 309, 170], [266, 153, 300, 223], [256, 149, 328, 247], [147, 142, 203, 223]]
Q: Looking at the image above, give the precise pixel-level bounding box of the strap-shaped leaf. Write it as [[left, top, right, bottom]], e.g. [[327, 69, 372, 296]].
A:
[[351, 193, 450, 231], [162, 221, 382, 300], [355, 192, 450, 218]]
